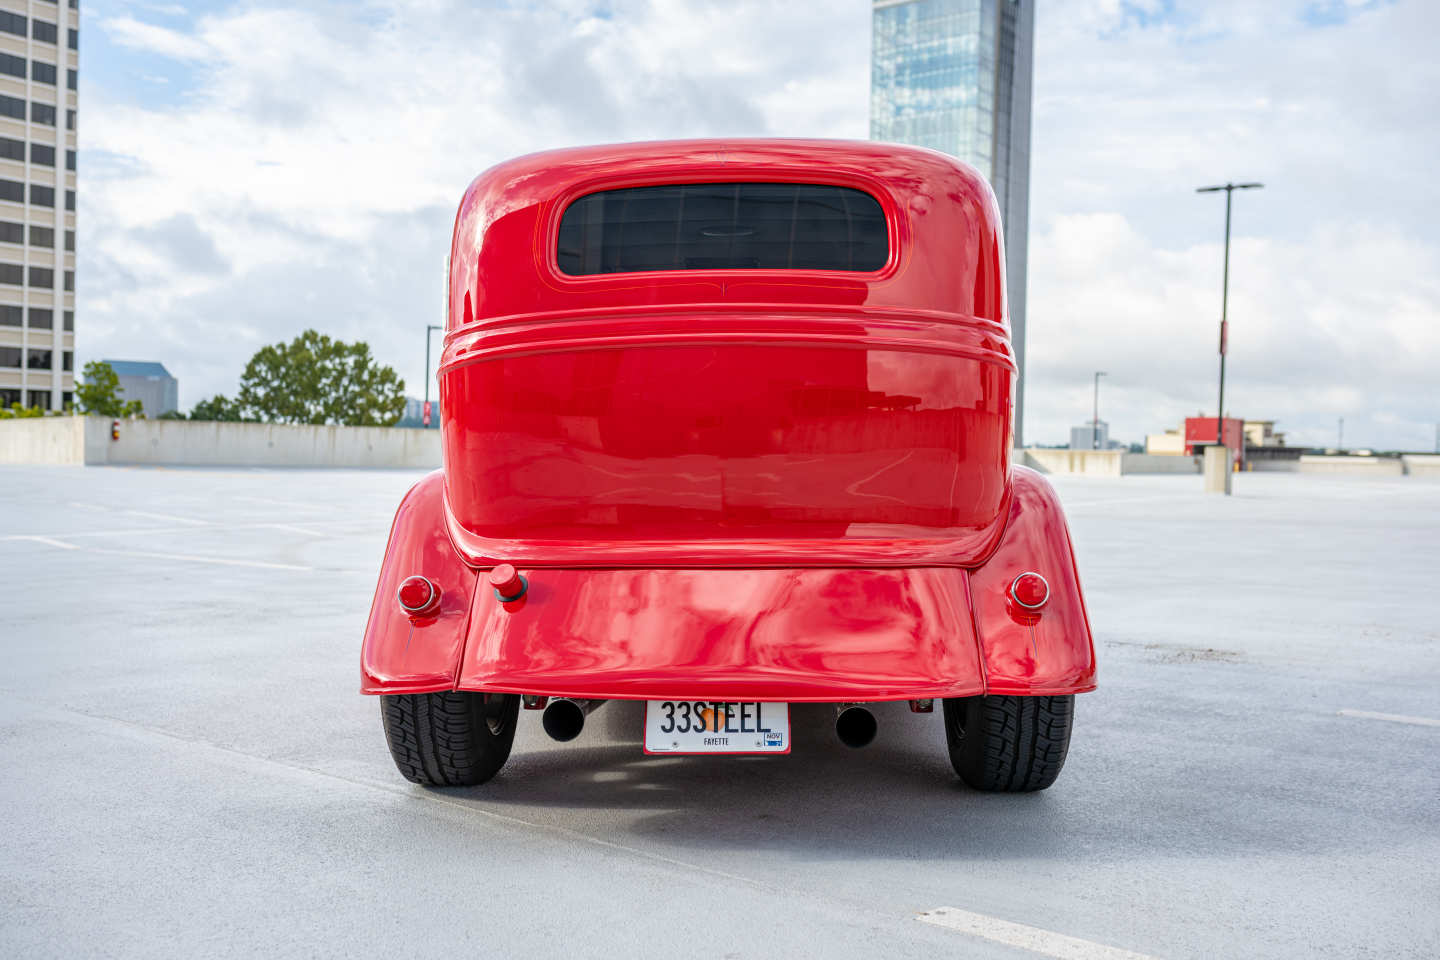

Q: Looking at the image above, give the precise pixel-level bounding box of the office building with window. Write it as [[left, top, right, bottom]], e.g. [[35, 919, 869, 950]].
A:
[[0, 0, 77, 412], [871, 0, 1033, 443]]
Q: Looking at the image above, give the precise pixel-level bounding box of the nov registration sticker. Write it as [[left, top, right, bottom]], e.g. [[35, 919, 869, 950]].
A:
[[643, 701, 790, 755]]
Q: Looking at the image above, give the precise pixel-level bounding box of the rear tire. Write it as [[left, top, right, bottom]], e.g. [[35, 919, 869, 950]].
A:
[[380, 691, 519, 786], [942, 694, 1074, 792]]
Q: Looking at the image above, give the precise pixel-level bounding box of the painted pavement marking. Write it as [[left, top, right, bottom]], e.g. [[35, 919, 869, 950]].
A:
[[1338, 709, 1440, 728], [917, 906, 1159, 960]]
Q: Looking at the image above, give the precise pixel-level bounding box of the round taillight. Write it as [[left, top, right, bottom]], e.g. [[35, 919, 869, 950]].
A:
[[489, 563, 528, 602], [1009, 572, 1049, 610], [397, 575, 440, 616]]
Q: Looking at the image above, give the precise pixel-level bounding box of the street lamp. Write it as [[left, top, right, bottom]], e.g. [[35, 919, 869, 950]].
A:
[[423, 324, 442, 426], [1196, 182, 1263, 449], [1092, 371, 1106, 450]]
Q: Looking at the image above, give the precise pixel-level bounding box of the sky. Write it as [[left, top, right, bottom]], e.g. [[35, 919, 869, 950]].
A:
[[76, 0, 1439, 450]]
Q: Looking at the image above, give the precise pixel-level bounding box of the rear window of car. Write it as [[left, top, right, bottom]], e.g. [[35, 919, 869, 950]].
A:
[[556, 182, 888, 275]]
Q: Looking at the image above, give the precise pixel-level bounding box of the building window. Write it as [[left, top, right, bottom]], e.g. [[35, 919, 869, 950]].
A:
[[65, 190, 75, 211], [62, 350, 72, 371], [31, 103, 57, 126], [32, 61, 57, 85], [29, 308, 53, 329], [0, 96, 25, 121], [32, 19, 57, 44], [29, 226, 53, 248], [0, 12, 25, 39], [68, 69, 77, 91], [0, 180, 22, 203], [0, 388, 19, 407], [0, 138, 22, 162], [28, 266, 54, 287], [64, 310, 73, 331], [64, 270, 73, 291], [65, 229, 74, 251], [0, 221, 21, 244], [69, 28, 79, 50], [27, 348, 52, 370], [66, 150, 77, 172], [30, 185, 55, 208], [0, 346, 22, 367], [62, 390, 73, 409], [0, 53, 24, 79], [66, 109, 76, 130], [0, 304, 19, 325], [0, 263, 20, 285], [28, 389, 51, 410], [31, 144, 56, 167]]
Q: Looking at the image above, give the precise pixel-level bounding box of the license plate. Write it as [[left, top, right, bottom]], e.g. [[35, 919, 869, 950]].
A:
[[643, 701, 790, 754]]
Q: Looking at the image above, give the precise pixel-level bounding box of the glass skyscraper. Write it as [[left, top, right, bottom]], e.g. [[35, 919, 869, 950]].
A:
[[871, 0, 1034, 444]]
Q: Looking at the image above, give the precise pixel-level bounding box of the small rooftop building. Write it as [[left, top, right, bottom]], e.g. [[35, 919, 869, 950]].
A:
[[1070, 420, 1110, 451], [101, 360, 178, 418]]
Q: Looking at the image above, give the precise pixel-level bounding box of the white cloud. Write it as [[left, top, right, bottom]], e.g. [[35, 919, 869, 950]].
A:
[[76, 0, 1439, 451]]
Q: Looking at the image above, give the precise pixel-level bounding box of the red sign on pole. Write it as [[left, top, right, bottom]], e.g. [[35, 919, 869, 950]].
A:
[[1219, 319, 1228, 355], [422, 400, 432, 426]]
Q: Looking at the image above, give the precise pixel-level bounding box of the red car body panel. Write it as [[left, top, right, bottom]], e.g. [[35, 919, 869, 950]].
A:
[[360, 139, 1096, 702]]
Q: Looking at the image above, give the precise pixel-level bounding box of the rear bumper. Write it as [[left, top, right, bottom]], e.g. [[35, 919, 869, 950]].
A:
[[360, 468, 1096, 700]]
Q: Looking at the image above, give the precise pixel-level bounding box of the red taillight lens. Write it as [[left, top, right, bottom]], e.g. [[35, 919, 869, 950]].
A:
[[397, 575, 439, 616], [1009, 572, 1049, 610]]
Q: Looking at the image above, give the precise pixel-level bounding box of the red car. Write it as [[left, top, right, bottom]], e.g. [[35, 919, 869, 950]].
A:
[[361, 140, 1095, 791]]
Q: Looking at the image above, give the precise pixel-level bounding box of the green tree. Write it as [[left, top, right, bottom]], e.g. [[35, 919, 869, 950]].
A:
[[236, 329, 405, 426], [189, 394, 248, 422], [75, 361, 144, 418]]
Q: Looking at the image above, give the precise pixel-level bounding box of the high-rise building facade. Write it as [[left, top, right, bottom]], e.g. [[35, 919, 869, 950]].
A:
[[0, 0, 77, 412], [871, 0, 1033, 444]]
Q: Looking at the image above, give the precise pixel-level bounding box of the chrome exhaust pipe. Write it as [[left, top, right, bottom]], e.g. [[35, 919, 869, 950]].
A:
[[541, 698, 606, 742], [835, 703, 878, 749]]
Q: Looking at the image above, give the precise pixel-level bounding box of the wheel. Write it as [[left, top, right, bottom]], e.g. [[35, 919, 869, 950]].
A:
[[942, 694, 1074, 792], [380, 691, 520, 786]]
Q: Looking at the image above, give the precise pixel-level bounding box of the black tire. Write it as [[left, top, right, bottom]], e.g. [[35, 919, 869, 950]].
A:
[[942, 694, 1074, 792], [380, 691, 519, 786]]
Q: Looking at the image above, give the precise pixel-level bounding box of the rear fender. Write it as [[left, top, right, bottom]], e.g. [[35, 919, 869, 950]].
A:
[[969, 467, 1096, 695], [360, 471, 477, 694]]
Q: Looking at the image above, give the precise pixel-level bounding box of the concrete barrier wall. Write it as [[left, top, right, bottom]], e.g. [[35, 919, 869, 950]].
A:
[[3, 416, 441, 468], [1402, 455, 1440, 478], [1121, 453, 1202, 475], [1022, 448, 1124, 477], [1298, 455, 1404, 477], [0, 416, 85, 464]]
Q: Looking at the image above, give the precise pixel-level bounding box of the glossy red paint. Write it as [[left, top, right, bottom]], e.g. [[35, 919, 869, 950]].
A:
[[361, 140, 1096, 704], [969, 468, 1096, 696]]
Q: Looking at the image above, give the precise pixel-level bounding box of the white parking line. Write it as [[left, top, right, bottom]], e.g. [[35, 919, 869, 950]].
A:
[[1338, 709, 1440, 728], [917, 907, 1158, 960]]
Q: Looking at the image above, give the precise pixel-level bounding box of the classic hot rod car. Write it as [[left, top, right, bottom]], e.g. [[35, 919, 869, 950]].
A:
[[361, 139, 1095, 791]]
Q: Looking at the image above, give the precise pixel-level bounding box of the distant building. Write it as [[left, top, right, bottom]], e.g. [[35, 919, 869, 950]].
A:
[[1069, 419, 1109, 451], [871, 0, 1034, 444], [1184, 416, 1245, 466], [102, 360, 177, 417], [1145, 429, 1185, 456], [0, 0, 80, 411], [1244, 420, 1286, 448], [396, 396, 440, 429]]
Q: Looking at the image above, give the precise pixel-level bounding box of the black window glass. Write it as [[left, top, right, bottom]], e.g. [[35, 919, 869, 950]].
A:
[[557, 183, 889, 275], [28, 390, 52, 411], [29, 307, 53, 328], [65, 189, 75, 211], [27, 348, 52, 370], [64, 310, 73, 331], [65, 229, 74, 251], [0, 96, 25, 121], [0, 180, 23, 203], [32, 144, 56, 167], [69, 28, 79, 50], [31, 185, 55, 207], [66, 149, 76, 171], [0, 346, 22, 366], [67, 68, 77, 90], [66, 109, 75, 130], [0, 52, 24, 79], [33, 19, 57, 44], [62, 350, 72, 371], [0, 304, 20, 325], [29, 266, 54, 287], [32, 102, 57, 126], [64, 270, 73, 292], [30, 225, 54, 247], [0, 262, 20, 285], [0, 388, 19, 407], [0, 138, 22, 161], [0, 220, 21, 244], [32, 61, 56, 85], [0, 12, 25, 38]]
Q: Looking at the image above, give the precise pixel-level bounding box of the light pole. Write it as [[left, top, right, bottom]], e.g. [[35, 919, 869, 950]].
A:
[[423, 324, 442, 426], [1092, 371, 1106, 450], [1196, 182, 1263, 450]]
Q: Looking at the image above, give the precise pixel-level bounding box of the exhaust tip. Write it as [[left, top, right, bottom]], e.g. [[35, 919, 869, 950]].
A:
[[541, 699, 586, 742], [835, 705, 877, 749]]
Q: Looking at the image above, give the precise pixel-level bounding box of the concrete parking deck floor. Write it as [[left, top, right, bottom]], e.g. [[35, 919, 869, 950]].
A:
[[1, 466, 1437, 959]]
